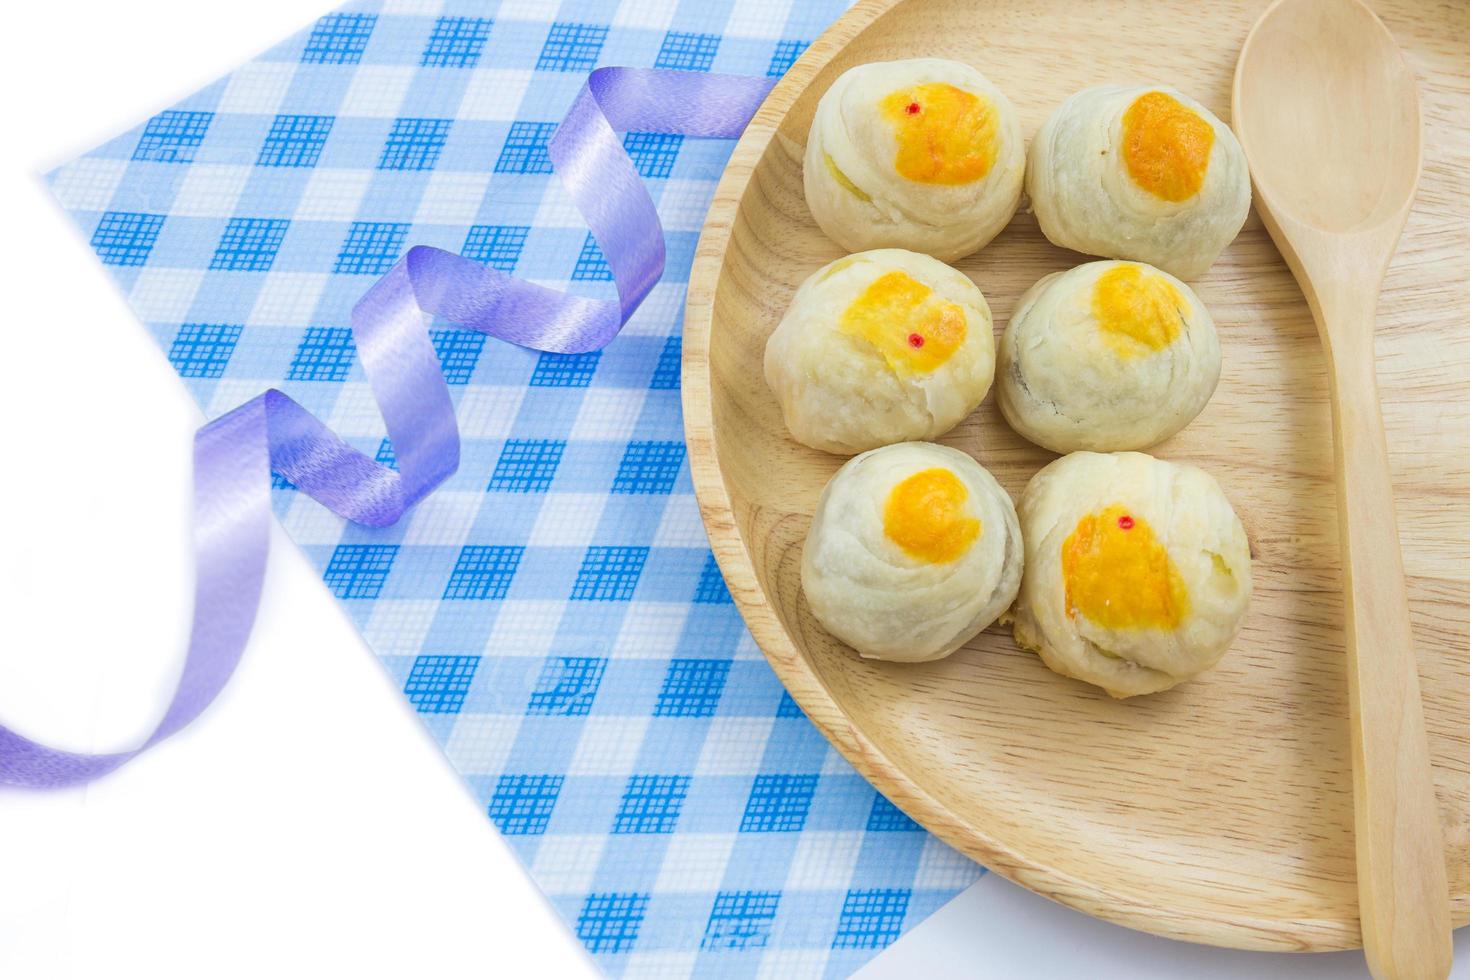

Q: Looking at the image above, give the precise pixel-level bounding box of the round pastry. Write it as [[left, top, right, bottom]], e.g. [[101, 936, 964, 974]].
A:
[[803, 58, 1025, 262], [1026, 85, 1250, 280], [765, 248, 995, 455], [1010, 451, 1251, 697], [802, 442, 1022, 662], [997, 260, 1221, 453]]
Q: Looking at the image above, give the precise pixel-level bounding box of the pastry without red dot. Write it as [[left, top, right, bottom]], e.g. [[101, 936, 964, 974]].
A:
[[802, 442, 1022, 662], [998, 260, 1221, 453], [1026, 85, 1250, 280]]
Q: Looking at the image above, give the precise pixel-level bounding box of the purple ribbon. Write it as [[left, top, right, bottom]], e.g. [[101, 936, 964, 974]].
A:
[[0, 68, 776, 789]]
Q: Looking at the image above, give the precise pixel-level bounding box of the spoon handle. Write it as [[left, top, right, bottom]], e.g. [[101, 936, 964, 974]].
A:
[[1324, 319, 1451, 980]]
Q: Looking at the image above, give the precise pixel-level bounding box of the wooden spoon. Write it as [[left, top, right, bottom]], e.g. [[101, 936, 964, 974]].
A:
[[1233, 1, 1450, 976]]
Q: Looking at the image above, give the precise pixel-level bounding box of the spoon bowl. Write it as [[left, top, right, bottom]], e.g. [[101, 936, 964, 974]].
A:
[[1236, 0, 1420, 234]]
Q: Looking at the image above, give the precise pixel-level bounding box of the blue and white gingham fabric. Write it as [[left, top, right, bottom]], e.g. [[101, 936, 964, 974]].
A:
[[47, 1, 986, 974]]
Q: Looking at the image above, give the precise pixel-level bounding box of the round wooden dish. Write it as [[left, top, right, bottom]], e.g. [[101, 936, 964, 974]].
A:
[[683, 0, 1470, 952]]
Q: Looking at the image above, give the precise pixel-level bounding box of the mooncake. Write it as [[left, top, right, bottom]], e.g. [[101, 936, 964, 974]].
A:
[[802, 442, 1022, 662], [1027, 85, 1250, 279], [997, 260, 1221, 453], [803, 58, 1025, 262], [1010, 451, 1251, 697], [765, 249, 994, 455]]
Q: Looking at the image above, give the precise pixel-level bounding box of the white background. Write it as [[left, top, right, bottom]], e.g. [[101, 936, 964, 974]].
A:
[[0, 2, 1464, 977]]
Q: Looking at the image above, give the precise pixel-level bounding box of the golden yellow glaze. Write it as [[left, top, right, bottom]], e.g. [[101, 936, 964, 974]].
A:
[[883, 468, 982, 564], [824, 152, 872, 202], [839, 270, 968, 375], [1121, 91, 1214, 202], [1091, 264, 1189, 356], [1062, 504, 1189, 630], [879, 82, 998, 185]]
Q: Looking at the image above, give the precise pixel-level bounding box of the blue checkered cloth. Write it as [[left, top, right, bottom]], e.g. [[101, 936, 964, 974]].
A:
[[47, 1, 985, 975]]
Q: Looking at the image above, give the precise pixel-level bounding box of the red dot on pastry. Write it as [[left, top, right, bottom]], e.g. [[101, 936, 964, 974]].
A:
[[907, 333, 925, 349], [1117, 515, 1135, 530], [905, 101, 921, 115]]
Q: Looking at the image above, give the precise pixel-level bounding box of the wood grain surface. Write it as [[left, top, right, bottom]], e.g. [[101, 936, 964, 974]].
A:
[[681, 0, 1470, 953], [1235, 1, 1451, 972]]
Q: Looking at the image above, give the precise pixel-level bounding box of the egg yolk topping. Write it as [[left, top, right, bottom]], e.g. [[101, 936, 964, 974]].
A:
[[1090, 264, 1189, 357], [879, 83, 998, 185], [883, 468, 982, 564], [839, 271, 968, 375], [1062, 505, 1189, 630], [1121, 91, 1214, 202]]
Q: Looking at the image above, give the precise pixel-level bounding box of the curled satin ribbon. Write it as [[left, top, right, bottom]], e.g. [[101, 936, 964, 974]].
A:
[[0, 68, 777, 789]]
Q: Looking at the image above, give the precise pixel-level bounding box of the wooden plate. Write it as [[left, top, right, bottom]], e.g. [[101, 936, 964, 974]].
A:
[[682, 0, 1470, 952]]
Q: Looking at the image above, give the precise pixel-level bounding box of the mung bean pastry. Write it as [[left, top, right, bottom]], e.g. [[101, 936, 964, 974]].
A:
[[1027, 85, 1250, 279], [765, 249, 994, 455], [803, 58, 1025, 262], [802, 442, 1022, 662], [1010, 451, 1251, 697], [997, 260, 1221, 453]]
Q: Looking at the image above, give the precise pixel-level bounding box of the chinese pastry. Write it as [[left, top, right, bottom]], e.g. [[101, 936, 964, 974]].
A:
[[1010, 451, 1251, 697], [804, 58, 1025, 262], [765, 249, 994, 455], [1026, 85, 1250, 279], [997, 260, 1221, 453], [802, 442, 1022, 662]]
